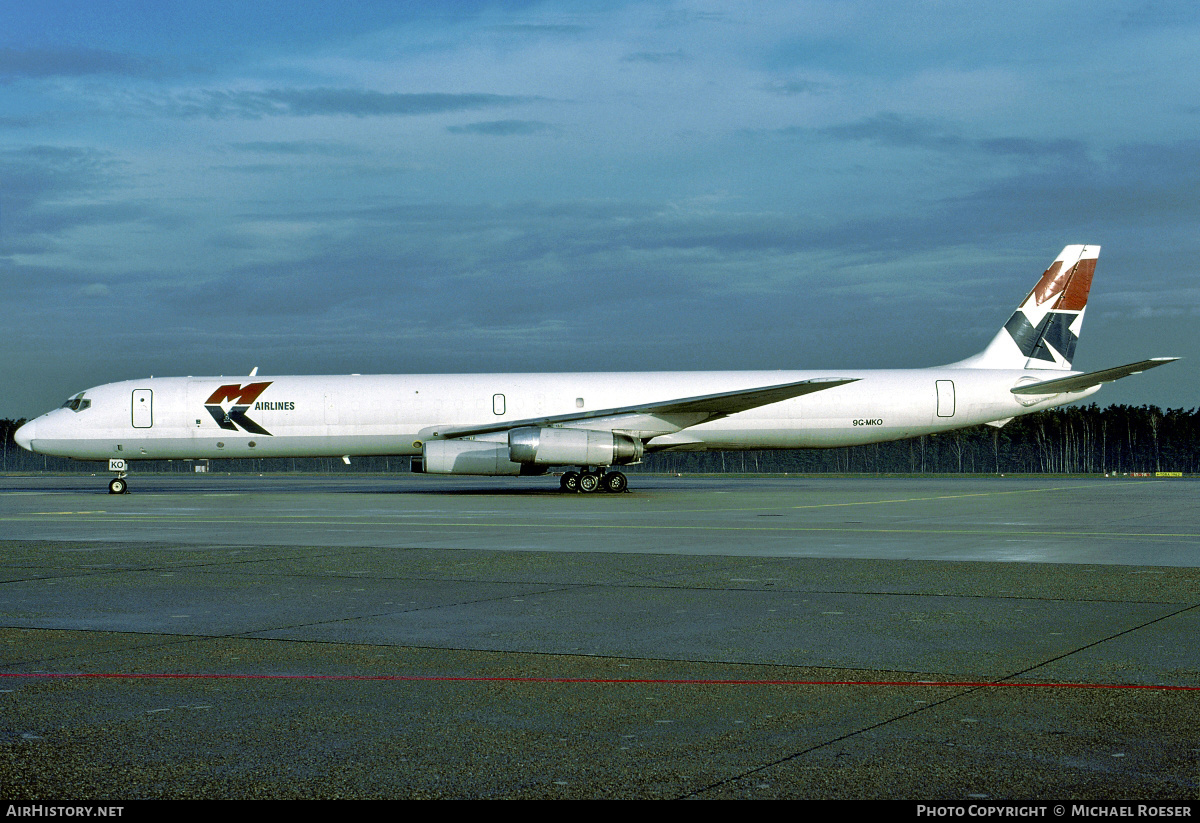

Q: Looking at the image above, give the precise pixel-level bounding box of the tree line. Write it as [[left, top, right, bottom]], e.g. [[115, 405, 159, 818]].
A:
[[2, 403, 1197, 475]]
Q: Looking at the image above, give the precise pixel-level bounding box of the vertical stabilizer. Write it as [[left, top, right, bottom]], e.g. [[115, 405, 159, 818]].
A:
[[955, 245, 1098, 370]]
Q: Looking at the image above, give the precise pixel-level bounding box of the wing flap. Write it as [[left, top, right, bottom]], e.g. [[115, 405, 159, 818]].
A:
[[1010, 358, 1178, 395]]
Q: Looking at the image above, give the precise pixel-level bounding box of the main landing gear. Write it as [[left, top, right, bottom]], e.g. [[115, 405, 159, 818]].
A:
[[559, 469, 629, 494]]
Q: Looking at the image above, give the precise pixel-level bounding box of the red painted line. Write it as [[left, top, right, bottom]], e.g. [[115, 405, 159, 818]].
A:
[[1, 672, 1196, 690]]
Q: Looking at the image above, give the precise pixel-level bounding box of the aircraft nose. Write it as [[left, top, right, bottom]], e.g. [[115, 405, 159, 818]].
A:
[[14, 419, 36, 451]]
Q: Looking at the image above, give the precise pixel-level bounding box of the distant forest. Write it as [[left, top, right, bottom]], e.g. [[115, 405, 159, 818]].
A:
[[2, 403, 1198, 475]]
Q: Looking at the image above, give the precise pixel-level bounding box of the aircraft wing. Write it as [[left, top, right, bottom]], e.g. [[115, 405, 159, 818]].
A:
[[1010, 357, 1178, 395], [429, 377, 858, 440]]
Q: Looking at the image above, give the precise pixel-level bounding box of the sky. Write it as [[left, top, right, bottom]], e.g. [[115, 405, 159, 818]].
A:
[[2, 0, 1197, 418]]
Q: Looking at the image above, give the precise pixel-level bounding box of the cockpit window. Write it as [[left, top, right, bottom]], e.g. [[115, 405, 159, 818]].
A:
[[60, 394, 92, 412]]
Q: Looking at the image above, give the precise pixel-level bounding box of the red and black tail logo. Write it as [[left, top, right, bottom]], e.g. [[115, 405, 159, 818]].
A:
[[205, 382, 273, 436]]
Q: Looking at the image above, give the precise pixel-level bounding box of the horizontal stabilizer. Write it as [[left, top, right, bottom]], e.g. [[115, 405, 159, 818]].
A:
[[1010, 358, 1178, 395]]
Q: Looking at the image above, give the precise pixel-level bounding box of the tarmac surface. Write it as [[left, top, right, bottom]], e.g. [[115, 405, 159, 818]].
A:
[[0, 473, 1197, 800]]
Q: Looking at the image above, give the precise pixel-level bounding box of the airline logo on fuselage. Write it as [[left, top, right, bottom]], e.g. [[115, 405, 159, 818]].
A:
[[204, 382, 276, 435]]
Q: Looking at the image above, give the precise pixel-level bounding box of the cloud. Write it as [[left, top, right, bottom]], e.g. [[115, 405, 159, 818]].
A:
[[819, 112, 965, 150], [818, 113, 1087, 161], [760, 79, 829, 96], [948, 140, 1200, 238], [485, 23, 591, 36], [229, 141, 361, 157], [172, 88, 537, 119], [976, 137, 1088, 161], [1119, 1, 1200, 28], [622, 50, 689, 64], [0, 145, 117, 212], [446, 120, 555, 136], [0, 47, 157, 80]]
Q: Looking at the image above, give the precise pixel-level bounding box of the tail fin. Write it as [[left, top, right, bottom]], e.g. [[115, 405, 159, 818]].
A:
[[956, 245, 1098, 370]]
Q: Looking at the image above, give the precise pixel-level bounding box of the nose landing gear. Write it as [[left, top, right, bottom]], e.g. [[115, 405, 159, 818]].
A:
[[108, 458, 130, 494]]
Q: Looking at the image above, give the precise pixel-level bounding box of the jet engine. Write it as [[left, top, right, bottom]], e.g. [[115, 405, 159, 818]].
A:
[[420, 427, 642, 476], [507, 427, 643, 466]]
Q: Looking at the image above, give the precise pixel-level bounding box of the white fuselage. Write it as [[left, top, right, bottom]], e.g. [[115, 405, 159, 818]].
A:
[[17, 367, 1095, 463]]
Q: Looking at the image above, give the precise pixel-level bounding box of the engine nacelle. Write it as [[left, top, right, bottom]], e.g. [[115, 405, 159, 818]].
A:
[[507, 427, 643, 467], [421, 439, 549, 476], [423, 439, 522, 475]]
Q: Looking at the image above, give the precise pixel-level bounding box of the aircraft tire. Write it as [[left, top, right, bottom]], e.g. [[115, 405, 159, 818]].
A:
[[602, 472, 628, 493], [108, 478, 127, 495], [560, 471, 580, 492], [578, 471, 600, 493]]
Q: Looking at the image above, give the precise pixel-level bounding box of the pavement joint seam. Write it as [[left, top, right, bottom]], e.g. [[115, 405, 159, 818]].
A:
[[991, 598, 1200, 685], [679, 598, 1200, 798]]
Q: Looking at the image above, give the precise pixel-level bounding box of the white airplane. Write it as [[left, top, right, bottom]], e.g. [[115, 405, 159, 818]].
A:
[[15, 245, 1176, 494]]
